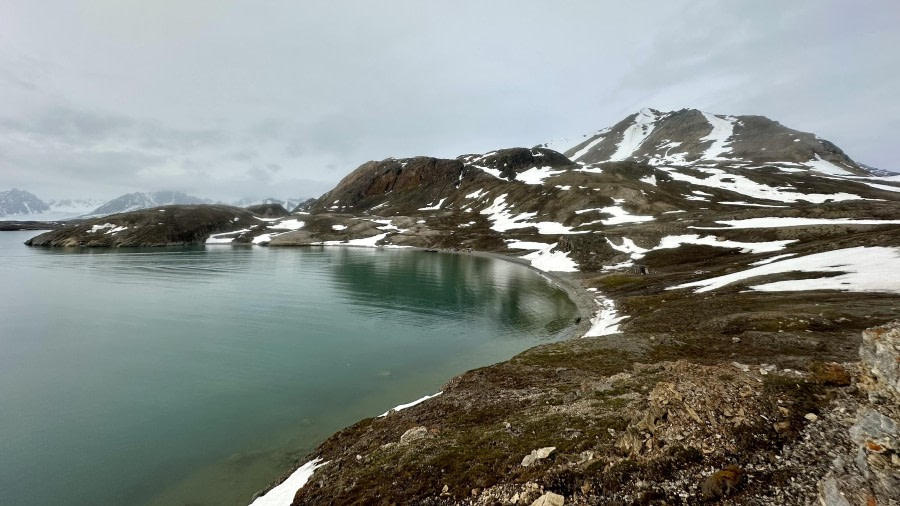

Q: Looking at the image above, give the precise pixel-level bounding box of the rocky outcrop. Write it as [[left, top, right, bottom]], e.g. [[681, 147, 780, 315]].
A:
[[818, 321, 900, 506], [312, 156, 468, 213]]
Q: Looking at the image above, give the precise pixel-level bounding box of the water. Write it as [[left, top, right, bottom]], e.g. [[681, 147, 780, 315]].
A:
[[0, 231, 577, 505]]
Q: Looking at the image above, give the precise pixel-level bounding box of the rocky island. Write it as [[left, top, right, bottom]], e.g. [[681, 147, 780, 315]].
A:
[[26, 109, 900, 504]]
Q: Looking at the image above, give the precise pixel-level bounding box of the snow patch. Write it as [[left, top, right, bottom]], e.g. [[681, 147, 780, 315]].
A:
[[659, 166, 862, 203], [693, 217, 900, 229], [274, 219, 305, 230], [418, 198, 447, 211], [570, 133, 608, 161], [584, 295, 626, 337], [576, 206, 655, 226], [88, 223, 115, 233], [379, 392, 443, 417], [523, 243, 578, 272], [670, 247, 900, 294], [655, 235, 795, 254], [516, 166, 565, 185], [505, 240, 553, 250], [249, 458, 328, 506], [609, 109, 659, 161], [699, 112, 736, 160], [806, 154, 855, 176]]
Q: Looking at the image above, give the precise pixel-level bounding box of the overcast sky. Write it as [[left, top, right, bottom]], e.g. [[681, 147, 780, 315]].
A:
[[1, 1, 897, 201]]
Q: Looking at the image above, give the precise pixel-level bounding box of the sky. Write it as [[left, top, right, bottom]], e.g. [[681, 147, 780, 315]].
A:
[[1, 0, 898, 202]]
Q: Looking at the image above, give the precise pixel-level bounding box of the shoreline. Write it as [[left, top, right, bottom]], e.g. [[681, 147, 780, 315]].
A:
[[250, 245, 601, 504]]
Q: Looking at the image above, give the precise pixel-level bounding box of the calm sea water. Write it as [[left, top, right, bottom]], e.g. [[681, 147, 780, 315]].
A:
[[0, 231, 577, 506]]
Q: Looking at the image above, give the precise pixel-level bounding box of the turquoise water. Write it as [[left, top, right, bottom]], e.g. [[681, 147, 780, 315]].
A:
[[0, 231, 577, 505]]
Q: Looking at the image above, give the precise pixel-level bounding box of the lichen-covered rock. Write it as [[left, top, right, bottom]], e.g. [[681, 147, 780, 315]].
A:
[[399, 426, 428, 445], [700, 465, 742, 501], [859, 320, 900, 402], [521, 447, 556, 467], [530, 491, 564, 506], [818, 321, 900, 506]]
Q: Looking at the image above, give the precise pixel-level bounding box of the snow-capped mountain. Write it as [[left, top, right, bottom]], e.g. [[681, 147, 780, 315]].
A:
[[0, 189, 50, 216], [232, 197, 308, 211], [87, 191, 211, 217], [544, 108, 865, 176], [45, 198, 104, 216]]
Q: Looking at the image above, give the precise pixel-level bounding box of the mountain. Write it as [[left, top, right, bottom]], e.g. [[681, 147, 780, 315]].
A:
[[87, 191, 211, 217], [545, 107, 867, 176], [0, 189, 50, 216]]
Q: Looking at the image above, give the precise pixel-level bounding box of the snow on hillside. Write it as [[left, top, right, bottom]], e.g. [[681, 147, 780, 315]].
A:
[[609, 108, 663, 161], [698, 112, 738, 160], [553, 107, 870, 177], [670, 246, 900, 294]]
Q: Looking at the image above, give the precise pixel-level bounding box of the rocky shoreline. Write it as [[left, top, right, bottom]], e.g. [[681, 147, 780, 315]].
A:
[[261, 307, 899, 505]]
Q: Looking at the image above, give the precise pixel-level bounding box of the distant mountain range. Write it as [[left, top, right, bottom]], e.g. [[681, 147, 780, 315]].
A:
[[85, 191, 212, 217], [229, 197, 309, 212], [0, 190, 310, 220]]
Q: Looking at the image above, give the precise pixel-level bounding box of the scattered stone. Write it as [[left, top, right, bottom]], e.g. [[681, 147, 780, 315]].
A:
[[399, 426, 428, 445], [522, 447, 557, 467], [810, 362, 853, 387], [731, 336, 741, 343], [531, 491, 564, 506], [805, 413, 819, 422], [731, 361, 750, 372], [700, 465, 743, 501]]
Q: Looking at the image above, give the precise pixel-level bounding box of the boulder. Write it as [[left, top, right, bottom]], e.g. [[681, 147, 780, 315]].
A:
[[530, 491, 564, 506], [521, 447, 557, 467]]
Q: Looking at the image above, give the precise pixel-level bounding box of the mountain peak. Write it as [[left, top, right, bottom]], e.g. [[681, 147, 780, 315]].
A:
[[558, 108, 865, 175]]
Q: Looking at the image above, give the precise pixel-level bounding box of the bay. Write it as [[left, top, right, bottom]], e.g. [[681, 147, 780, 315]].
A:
[[0, 231, 576, 505]]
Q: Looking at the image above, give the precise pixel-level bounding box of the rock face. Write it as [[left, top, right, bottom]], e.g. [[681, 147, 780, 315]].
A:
[[859, 320, 900, 402], [818, 321, 900, 505], [24, 205, 261, 247], [312, 156, 467, 213]]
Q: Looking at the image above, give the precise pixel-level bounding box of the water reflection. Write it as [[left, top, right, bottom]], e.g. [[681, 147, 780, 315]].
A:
[[326, 248, 576, 335]]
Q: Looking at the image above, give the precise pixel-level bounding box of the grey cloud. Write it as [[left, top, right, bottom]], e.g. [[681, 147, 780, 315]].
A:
[[1, 0, 898, 201]]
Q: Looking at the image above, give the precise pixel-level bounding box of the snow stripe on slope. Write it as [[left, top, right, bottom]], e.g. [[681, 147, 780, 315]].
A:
[[610, 109, 660, 161], [669, 246, 900, 294], [699, 112, 736, 160], [249, 458, 328, 506]]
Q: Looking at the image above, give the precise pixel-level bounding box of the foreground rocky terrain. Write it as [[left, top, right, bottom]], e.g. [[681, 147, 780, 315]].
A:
[[22, 108, 900, 504]]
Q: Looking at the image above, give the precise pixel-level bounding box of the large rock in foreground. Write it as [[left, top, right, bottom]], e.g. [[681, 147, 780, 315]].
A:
[[25, 205, 261, 247], [818, 321, 900, 505]]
